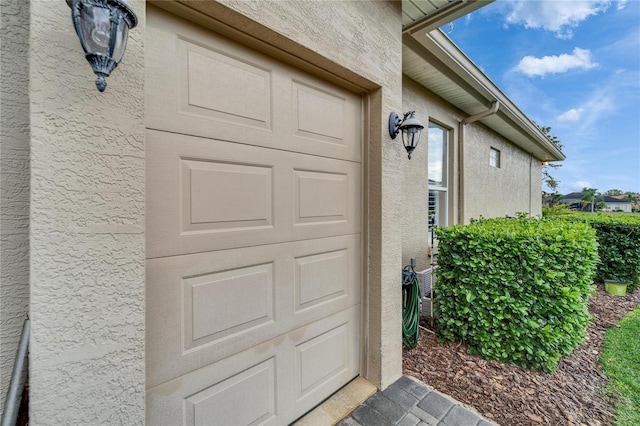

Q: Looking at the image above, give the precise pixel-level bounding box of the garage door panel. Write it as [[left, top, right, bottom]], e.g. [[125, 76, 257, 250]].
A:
[[292, 161, 360, 235], [147, 235, 360, 388], [147, 7, 361, 162], [147, 244, 286, 388], [147, 129, 287, 259], [295, 169, 348, 224], [147, 349, 281, 426], [294, 237, 361, 314], [289, 78, 362, 161], [296, 323, 349, 398], [179, 36, 273, 131], [292, 80, 357, 145], [186, 358, 276, 426], [183, 159, 273, 230], [146, 307, 359, 426], [147, 129, 360, 259], [185, 262, 274, 344]]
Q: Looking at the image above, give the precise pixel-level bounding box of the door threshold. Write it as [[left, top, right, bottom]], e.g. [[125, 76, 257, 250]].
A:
[[293, 376, 377, 426]]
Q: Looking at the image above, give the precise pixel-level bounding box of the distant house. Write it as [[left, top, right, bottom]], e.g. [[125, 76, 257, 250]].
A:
[[604, 195, 633, 212], [562, 192, 590, 211], [562, 192, 632, 212]]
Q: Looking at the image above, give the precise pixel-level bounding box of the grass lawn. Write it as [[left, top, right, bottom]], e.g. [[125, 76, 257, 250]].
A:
[[601, 305, 640, 426]]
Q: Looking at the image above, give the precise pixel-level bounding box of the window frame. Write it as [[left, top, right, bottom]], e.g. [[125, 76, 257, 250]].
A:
[[427, 121, 451, 243], [489, 147, 501, 168]]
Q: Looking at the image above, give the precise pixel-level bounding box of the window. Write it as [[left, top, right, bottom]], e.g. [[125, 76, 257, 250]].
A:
[[428, 123, 448, 242], [490, 147, 501, 168]]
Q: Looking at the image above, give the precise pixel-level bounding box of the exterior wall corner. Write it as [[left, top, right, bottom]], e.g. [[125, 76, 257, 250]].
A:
[[28, 0, 146, 422]]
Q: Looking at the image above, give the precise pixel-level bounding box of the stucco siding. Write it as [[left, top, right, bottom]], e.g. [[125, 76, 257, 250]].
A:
[[28, 0, 145, 423], [401, 77, 463, 270], [1, 0, 31, 413], [464, 124, 542, 220], [401, 76, 544, 269], [217, 0, 399, 88]]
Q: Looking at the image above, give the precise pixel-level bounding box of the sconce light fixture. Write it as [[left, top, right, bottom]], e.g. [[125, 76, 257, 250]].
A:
[[389, 111, 425, 159], [67, 0, 138, 92]]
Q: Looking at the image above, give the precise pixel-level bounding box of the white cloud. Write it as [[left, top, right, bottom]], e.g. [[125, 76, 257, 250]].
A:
[[572, 180, 593, 190], [502, 1, 612, 39], [557, 108, 585, 122], [555, 86, 615, 133], [616, 0, 629, 10], [515, 48, 597, 77]]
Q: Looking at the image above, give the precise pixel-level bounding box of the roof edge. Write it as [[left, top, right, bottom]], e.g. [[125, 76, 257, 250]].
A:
[[426, 29, 565, 161], [405, 28, 565, 162], [403, 0, 495, 35]]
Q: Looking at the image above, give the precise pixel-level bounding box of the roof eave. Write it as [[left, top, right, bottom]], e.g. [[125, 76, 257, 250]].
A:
[[403, 0, 495, 35], [403, 26, 565, 162]]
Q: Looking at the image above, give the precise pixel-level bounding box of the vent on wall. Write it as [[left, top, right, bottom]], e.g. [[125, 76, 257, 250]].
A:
[[417, 267, 436, 317]]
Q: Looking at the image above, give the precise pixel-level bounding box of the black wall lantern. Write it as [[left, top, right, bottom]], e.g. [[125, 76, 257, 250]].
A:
[[389, 111, 425, 159], [67, 0, 138, 92]]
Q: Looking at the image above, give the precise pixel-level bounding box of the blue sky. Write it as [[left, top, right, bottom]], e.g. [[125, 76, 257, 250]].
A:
[[445, 0, 640, 195]]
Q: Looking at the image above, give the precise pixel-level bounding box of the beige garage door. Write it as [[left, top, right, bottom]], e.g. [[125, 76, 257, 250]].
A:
[[146, 7, 363, 425]]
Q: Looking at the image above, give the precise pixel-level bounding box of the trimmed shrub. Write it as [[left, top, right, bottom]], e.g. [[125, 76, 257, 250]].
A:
[[435, 217, 598, 372], [552, 213, 640, 292], [541, 203, 574, 216]]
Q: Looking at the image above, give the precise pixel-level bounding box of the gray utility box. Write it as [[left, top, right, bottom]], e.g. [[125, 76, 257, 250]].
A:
[[418, 266, 436, 317]]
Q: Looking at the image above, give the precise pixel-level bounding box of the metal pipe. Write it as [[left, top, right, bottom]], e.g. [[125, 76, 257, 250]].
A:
[[458, 101, 500, 223], [461, 101, 500, 126], [2, 318, 29, 426], [529, 152, 533, 215]]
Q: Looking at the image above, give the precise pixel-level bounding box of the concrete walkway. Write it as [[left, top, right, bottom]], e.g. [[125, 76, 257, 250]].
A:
[[337, 375, 499, 426]]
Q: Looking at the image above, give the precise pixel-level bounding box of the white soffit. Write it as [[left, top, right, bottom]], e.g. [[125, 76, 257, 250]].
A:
[[403, 0, 494, 35], [402, 4, 565, 162]]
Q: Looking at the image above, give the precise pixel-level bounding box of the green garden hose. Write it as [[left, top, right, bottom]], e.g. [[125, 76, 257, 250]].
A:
[[402, 264, 421, 349]]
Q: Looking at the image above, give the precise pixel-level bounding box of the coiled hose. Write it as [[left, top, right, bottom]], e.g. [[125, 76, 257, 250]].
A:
[[402, 264, 421, 349]]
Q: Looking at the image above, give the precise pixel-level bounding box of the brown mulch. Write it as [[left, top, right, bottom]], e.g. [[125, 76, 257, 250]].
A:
[[403, 283, 640, 426]]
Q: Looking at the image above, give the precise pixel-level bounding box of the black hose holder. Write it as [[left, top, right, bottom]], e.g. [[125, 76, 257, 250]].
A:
[[402, 258, 417, 287]]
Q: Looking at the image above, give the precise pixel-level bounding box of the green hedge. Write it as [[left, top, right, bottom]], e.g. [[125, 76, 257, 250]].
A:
[[550, 213, 640, 292], [435, 218, 598, 372]]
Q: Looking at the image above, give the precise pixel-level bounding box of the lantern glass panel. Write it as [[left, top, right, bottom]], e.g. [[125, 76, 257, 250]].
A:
[[111, 20, 129, 62], [403, 127, 422, 150], [79, 4, 112, 55]]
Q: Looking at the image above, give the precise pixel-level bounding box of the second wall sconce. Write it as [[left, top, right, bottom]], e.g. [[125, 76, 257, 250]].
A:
[[389, 111, 425, 159]]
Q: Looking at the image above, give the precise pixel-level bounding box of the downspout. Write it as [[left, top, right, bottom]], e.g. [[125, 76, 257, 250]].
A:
[[529, 152, 533, 216], [1, 318, 29, 426], [458, 101, 500, 223]]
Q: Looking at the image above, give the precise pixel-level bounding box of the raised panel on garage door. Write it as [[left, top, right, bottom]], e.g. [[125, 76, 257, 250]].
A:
[[146, 234, 361, 388], [146, 5, 363, 425], [146, 7, 362, 163], [146, 129, 361, 259], [147, 307, 360, 425]]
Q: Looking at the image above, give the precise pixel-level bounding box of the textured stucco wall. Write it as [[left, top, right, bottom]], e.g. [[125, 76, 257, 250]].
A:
[[463, 124, 542, 221], [28, 0, 146, 423], [182, 0, 405, 389], [401, 77, 463, 270], [530, 160, 543, 215], [401, 76, 545, 266], [1, 0, 31, 413]]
